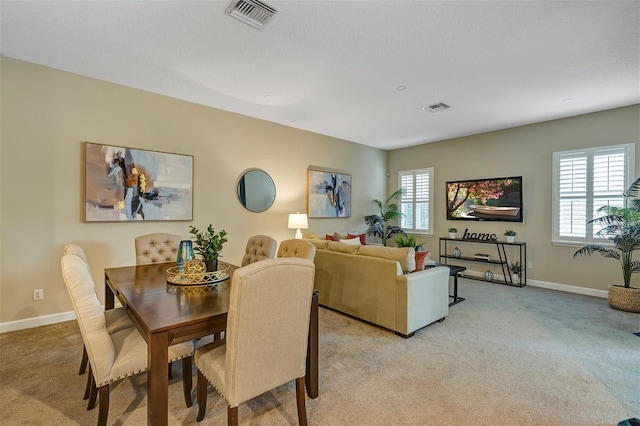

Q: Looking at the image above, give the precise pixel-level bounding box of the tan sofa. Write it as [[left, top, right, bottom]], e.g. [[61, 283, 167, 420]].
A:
[[306, 239, 450, 338]]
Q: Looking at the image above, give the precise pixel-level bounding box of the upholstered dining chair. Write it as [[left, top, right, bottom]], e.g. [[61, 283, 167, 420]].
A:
[[61, 254, 194, 426], [276, 239, 317, 261], [194, 258, 315, 425], [134, 232, 181, 264], [240, 234, 277, 266], [64, 244, 134, 399]]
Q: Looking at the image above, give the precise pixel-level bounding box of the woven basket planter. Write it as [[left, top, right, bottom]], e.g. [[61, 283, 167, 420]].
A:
[[608, 285, 640, 313]]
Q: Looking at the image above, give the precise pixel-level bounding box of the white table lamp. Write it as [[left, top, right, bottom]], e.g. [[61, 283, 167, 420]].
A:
[[288, 212, 308, 239]]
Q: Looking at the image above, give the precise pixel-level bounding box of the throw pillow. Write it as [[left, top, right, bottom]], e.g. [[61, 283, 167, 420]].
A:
[[325, 233, 340, 241], [413, 250, 430, 272], [347, 232, 367, 245], [339, 238, 361, 246]]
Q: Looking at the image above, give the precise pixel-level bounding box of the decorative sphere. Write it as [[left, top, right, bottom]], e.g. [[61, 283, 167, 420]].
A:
[[185, 259, 206, 280]]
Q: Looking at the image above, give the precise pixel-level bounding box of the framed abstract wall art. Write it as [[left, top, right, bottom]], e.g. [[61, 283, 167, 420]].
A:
[[84, 142, 193, 222], [307, 169, 351, 218]]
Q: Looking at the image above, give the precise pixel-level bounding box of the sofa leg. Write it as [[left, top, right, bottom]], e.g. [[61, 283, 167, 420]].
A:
[[395, 332, 414, 338]]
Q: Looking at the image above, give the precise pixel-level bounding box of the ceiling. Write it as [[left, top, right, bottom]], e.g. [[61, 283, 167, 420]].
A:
[[1, 1, 638, 150]]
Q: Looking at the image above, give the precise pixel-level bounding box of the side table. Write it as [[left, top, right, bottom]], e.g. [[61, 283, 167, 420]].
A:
[[427, 263, 467, 306]]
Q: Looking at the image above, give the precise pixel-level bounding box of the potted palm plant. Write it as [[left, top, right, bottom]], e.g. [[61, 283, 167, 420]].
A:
[[189, 225, 228, 272], [573, 177, 640, 312], [364, 188, 406, 246]]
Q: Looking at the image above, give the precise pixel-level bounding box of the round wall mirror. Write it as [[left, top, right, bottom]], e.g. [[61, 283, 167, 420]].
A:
[[237, 169, 276, 213]]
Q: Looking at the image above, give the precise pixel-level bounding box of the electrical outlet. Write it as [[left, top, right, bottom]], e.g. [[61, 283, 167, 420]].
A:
[[527, 262, 533, 269], [33, 289, 44, 301]]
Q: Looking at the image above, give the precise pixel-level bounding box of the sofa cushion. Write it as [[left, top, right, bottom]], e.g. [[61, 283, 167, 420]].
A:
[[327, 241, 360, 254], [305, 238, 330, 250], [357, 245, 416, 273]]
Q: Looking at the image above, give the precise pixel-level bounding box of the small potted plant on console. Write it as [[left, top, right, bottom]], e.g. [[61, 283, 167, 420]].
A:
[[504, 229, 517, 243], [510, 261, 524, 284], [448, 227, 458, 239]]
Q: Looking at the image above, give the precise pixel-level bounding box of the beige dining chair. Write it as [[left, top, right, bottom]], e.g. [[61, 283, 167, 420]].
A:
[[134, 233, 181, 264], [240, 234, 277, 266], [276, 239, 316, 261], [61, 254, 194, 426], [64, 244, 134, 400], [194, 258, 315, 425]]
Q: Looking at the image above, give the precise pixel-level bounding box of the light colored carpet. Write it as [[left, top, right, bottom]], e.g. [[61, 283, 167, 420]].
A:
[[1, 278, 639, 425]]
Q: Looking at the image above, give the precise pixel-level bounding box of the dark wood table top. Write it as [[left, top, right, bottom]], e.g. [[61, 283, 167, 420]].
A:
[[104, 261, 236, 335]]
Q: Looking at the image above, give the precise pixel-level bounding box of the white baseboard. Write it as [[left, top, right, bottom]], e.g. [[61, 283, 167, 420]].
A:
[[0, 310, 77, 334], [0, 303, 124, 334], [526, 279, 608, 299]]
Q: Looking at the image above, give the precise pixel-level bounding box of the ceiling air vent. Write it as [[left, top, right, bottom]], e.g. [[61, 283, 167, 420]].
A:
[[423, 102, 451, 113], [225, 0, 277, 30]]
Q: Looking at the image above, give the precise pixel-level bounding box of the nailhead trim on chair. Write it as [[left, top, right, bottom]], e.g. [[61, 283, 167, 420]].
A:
[[96, 353, 193, 387]]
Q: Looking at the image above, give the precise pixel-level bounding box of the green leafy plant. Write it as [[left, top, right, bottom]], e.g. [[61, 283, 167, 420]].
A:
[[364, 188, 406, 246], [448, 227, 457, 233], [510, 261, 524, 275], [189, 225, 228, 262], [394, 234, 424, 251], [573, 177, 640, 288], [504, 230, 517, 236]]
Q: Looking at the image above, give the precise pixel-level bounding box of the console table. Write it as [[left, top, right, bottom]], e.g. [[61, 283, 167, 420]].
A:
[[438, 238, 527, 287]]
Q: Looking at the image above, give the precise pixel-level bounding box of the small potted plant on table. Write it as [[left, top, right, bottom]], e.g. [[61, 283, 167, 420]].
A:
[[509, 261, 524, 284], [189, 225, 228, 272], [448, 227, 458, 239], [504, 229, 517, 243]]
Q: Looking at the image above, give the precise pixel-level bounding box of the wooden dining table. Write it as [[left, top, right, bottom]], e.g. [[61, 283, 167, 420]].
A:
[[104, 261, 319, 426]]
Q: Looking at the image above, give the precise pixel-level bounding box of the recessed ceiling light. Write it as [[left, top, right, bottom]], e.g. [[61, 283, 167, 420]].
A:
[[396, 86, 407, 91]]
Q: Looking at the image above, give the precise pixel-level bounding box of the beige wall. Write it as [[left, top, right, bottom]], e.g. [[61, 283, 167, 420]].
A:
[[388, 104, 640, 291], [2, 56, 638, 328], [0, 57, 387, 325]]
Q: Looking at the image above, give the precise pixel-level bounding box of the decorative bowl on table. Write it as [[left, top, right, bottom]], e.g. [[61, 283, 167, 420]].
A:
[[166, 260, 230, 286]]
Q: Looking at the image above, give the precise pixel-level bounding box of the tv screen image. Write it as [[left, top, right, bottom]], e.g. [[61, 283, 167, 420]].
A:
[[446, 176, 523, 222]]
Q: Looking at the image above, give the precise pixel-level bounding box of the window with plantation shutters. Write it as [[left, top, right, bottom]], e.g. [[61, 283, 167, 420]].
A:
[[399, 168, 433, 234], [552, 144, 635, 244]]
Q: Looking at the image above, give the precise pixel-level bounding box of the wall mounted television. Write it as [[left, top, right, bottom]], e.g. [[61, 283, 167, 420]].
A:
[[446, 176, 523, 222]]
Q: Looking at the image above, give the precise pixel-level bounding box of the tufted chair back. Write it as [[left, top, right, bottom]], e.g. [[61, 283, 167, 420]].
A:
[[241, 235, 277, 266], [135, 233, 181, 265], [277, 239, 316, 261], [194, 258, 315, 424], [64, 243, 90, 270]]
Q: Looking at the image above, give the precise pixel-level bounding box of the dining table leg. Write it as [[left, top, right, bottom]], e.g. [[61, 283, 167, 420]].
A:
[[104, 273, 115, 310], [148, 332, 169, 426], [305, 290, 319, 398]]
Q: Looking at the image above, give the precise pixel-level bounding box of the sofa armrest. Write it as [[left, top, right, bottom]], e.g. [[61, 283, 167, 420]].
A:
[[395, 266, 450, 335]]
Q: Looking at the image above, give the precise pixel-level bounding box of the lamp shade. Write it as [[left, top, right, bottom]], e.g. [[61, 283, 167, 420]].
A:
[[288, 212, 308, 239], [288, 212, 308, 229]]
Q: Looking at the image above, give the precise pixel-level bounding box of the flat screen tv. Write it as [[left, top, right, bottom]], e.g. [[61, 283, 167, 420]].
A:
[[446, 176, 523, 222]]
